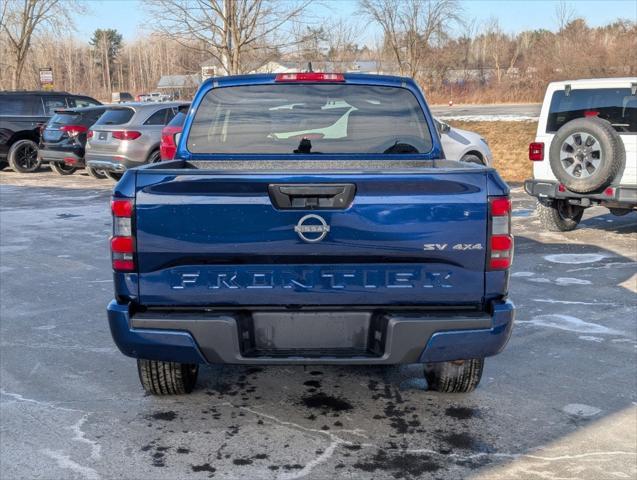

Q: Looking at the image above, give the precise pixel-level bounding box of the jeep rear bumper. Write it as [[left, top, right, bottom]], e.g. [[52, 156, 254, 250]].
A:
[[524, 179, 637, 208], [107, 300, 515, 365]]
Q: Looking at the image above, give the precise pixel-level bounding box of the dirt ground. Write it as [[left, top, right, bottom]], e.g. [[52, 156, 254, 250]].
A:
[[448, 121, 538, 182]]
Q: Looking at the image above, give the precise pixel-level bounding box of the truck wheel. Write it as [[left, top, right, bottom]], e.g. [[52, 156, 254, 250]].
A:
[[137, 359, 199, 395], [50, 162, 77, 176], [537, 200, 584, 232], [8, 139, 41, 173], [549, 118, 624, 193], [460, 153, 484, 165], [424, 358, 484, 393], [105, 171, 123, 181], [86, 165, 107, 179]]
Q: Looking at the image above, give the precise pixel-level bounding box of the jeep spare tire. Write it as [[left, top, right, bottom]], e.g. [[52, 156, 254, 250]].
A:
[[549, 117, 625, 193]]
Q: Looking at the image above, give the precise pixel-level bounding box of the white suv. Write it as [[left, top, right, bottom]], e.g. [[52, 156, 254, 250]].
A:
[[525, 77, 636, 231]]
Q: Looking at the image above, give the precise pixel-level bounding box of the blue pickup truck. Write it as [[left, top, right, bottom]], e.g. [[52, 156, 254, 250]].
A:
[[107, 72, 515, 395]]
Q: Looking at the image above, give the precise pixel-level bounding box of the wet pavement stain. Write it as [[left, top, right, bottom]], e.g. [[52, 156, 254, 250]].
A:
[[445, 406, 479, 420], [301, 392, 353, 412], [191, 463, 216, 473], [353, 450, 441, 478], [148, 411, 177, 421]]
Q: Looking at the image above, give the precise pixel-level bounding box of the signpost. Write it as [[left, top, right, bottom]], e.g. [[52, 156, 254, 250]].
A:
[[39, 67, 53, 90]]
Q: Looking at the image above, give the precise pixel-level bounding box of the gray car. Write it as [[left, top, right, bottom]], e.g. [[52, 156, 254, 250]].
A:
[[85, 102, 187, 180]]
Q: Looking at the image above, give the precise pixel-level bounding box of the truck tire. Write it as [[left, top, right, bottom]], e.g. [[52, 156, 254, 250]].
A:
[[105, 171, 123, 181], [537, 200, 584, 232], [86, 165, 107, 179], [50, 162, 77, 176], [137, 359, 199, 395], [424, 358, 484, 393], [8, 139, 41, 173], [549, 118, 624, 193]]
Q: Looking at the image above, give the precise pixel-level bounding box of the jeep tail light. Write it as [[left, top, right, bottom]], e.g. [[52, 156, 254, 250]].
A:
[[112, 130, 142, 140], [111, 198, 135, 271], [529, 142, 544, 161], [60, 125, 88, 137], [275, 72, 345, 82], [489, 196, 513, 270]]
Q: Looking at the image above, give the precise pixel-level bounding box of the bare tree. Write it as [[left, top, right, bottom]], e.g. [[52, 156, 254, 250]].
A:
[[148, 0, 311, 75], [555, 1, 576, 31], [359, 0, 460, 78], [0, 0, 73, 89]]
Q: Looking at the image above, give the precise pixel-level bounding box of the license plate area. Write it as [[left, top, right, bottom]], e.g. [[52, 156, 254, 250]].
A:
[[98, 132, 108, 140], [238, 311, 387, 358]]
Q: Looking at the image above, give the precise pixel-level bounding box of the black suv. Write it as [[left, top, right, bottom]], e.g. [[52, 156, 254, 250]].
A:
[[40, 106, 107, 177], [0, 91, 101, 173]]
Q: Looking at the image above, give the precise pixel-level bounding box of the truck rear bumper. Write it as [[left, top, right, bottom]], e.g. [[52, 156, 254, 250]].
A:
[[524, 179, 637, 208], [107, 300, 515, 365]]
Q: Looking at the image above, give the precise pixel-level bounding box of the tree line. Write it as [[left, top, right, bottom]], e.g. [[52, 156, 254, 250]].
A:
[[1, 0, 635, 103]]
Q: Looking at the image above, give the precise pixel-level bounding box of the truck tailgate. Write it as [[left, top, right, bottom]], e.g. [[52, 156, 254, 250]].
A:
[[134, 170, 488, 306]]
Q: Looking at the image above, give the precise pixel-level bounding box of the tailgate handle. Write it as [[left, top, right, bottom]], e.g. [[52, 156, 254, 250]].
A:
[[269, 184, 356, 209]]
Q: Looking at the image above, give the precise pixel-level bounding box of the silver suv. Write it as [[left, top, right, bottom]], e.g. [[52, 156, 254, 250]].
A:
[[85, 102, 187, 180]]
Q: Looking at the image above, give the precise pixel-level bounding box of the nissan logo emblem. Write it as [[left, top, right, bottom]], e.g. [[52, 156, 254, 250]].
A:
[[294, 214, 330, 243]]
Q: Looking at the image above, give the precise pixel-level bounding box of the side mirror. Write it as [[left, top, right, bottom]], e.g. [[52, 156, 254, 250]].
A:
[[438, 121, 451, 134]]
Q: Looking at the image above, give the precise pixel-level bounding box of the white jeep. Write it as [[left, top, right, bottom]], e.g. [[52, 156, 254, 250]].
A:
[[525, 77, 636, 231]]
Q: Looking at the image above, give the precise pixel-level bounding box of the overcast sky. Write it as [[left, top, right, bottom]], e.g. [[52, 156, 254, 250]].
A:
[[76, 0, 637, 44]]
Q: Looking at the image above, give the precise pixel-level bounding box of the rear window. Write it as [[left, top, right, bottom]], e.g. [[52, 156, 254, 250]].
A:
[[95, 108, 134, 126], [49, 109, 105, 126], [187, 84, 432, 154], [547, 88, 637, 133], [167, 110, 187, 128], [0, 96, 41, 115]]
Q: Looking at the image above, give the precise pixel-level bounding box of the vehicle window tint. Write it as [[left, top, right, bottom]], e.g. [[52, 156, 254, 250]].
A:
[[43, 96, 68, 115], [187, 84, 432, 154], [547, 88, 637, 133], [68, 96, 101, 108], [0, 96, 40, 115], [167, 111, 187, 128], [95, 108, 134, 125], [144, 108, 171, 125], [83, 109, 106, 126], [49, 112, 82, 125]]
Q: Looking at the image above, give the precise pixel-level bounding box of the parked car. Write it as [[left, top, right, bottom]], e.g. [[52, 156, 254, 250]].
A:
[[106, 72, 514, 396], [435, 118, 492, 165], [525, 77, 637, 231], [139, 92, 171, 102], [39, 106, 108, 177], [111, 92, 134, 103], [159, 104, 190, 160], [0, 91, 100, 172], [86, 102, 188, 180]]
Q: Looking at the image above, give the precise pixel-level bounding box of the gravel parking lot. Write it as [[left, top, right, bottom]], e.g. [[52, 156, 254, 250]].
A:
[[1, 169, 636, 480]]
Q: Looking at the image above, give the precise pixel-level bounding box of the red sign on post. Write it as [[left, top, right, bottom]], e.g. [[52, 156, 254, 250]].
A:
[[39, 68, 53, 89]]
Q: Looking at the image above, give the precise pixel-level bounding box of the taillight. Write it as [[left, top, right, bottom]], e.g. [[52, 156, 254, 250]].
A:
[[87, 130, 94, 139], [488, 197, 513, 271], [529, 142, 544, 161], [60, 125, 88, 137], [112, 131, 142, 140], [111, 199, 134, 272], [275, 72, 345, 82], [160, 125, 182, 160]]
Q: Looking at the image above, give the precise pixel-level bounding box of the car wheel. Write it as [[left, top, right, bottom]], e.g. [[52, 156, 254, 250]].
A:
[[148, 150, 161, 163], [609, 208, 632, 217], [50, 162, 77, 176], [8, 139, 41, 173], [105, 171, 123, 181], [537, 200, 584, 232], [460, 153, 484, 165], [86, 165, 107, 179], [137, 359, 199, 395], [424, 358, 484, 393], [549, 118, 625, 193]]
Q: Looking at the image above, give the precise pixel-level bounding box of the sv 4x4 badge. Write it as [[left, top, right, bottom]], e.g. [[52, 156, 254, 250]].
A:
[[423, 243, 483, 251]]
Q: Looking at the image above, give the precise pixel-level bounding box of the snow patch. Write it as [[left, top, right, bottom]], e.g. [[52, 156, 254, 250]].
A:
[[562, 403, 601, 418], [545, 253, 607, 264], [555, 277, 592, 285], [512, 271, 534, 277], [578, 336, 604, 343], [519, 314, 620, 335]]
